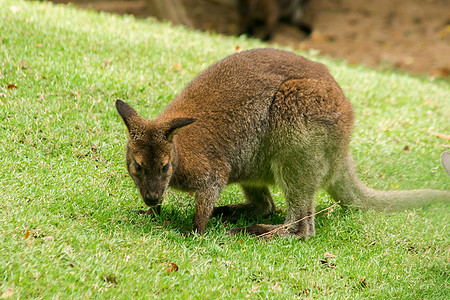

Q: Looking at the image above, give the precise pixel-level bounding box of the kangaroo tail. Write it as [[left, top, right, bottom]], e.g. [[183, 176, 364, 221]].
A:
[[327, 157, 450, 211]]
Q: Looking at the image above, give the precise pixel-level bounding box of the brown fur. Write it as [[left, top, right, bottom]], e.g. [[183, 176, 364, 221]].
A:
[[116, 48, 450, 238], [238, 0, 312, 41]]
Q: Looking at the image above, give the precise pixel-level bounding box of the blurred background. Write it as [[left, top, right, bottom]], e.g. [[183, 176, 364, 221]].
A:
[[52, 0, 450, 77]]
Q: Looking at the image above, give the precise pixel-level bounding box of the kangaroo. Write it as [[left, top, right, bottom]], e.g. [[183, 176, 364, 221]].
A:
[[116, 48, 450, 238], [238, 0, 313, 41]]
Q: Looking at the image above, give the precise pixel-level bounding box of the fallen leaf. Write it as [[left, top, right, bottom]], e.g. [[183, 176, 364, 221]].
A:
[[324, 252, 335, 259], [173, 63, 182, 72], [235, 45, 242, 52], [24, 230, 30, 240], [70, 90, 81, 99], [403, 145, 410, 151], [166, 262, 179, 273], [424, 98, 434, 105], [1, 288, 14, 298], [251, 284, 260, 292], [272, 282, 281, 292], [36, 43, 43, 48], [359, 277, 369, 288], [7, 84, 17, 90], [19, 60, 28, 69], [104, 60, 111, 68]]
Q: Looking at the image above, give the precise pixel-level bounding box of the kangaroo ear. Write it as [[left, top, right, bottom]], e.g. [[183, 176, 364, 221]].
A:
[[441, 151, 450, 176], [115, 99, 147, 140], [165, 118, 196, 142]]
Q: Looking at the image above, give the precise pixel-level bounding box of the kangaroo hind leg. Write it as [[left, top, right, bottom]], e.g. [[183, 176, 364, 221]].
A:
[[230, 159, 322, 239]]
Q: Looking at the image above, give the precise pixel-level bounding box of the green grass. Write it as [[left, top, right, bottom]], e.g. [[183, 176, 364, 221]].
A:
[[1, 0, 449, 298]]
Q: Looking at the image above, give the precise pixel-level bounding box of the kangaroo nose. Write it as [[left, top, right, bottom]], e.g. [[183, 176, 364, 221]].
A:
[[144, 194, 160, 206]]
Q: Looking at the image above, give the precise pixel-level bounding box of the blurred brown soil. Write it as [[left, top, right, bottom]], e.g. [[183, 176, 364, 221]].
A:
[[59, 0, 450, 77]]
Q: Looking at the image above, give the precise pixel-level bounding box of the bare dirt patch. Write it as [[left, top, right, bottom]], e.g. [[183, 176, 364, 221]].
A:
[[57, 0, 450, 77]]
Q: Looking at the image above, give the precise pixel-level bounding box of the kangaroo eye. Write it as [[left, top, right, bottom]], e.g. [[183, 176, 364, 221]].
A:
[[162, 162, 170, 173], [134, 162, 142, 171]]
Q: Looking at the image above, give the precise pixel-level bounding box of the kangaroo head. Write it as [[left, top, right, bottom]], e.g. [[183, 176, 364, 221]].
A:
[[115, 100, 196, 206]]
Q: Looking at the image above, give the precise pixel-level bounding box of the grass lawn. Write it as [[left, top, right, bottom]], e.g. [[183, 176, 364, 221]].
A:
[[1, 0, 449, 298]]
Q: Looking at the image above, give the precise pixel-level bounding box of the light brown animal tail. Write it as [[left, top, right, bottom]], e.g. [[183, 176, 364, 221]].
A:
[[327, 157, 450, 211]]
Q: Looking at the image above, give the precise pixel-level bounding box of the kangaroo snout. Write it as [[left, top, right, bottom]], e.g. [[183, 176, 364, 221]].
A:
[[143, 192, 162, 206]]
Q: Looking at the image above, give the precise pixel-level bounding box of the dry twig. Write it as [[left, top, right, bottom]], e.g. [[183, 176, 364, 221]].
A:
[[257, 201, 340, 238]]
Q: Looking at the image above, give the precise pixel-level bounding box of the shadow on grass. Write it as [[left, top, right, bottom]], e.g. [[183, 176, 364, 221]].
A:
[[101, 195, 361, 241]]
